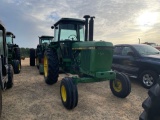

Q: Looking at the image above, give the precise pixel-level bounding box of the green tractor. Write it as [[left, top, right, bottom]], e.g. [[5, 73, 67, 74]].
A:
[[29, 36, 54, 74], [43, 15, 131, 109], [36, 36, 54, 74], [6, 32, 21, 74], [0, 21, 14, 116]]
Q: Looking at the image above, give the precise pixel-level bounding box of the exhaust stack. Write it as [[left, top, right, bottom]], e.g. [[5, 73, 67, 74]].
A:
[[83, 15, 90, 41], [89, 16, 95, 41]]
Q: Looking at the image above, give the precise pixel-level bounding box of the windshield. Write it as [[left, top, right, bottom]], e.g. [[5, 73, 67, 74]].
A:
[[59, 24, 84, 41], [41, 39, 52, 44], [133, 45, 160, 55], [6, 35, 13, 44]]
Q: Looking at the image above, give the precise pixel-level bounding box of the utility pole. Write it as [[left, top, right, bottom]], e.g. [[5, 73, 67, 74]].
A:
[[138, 38, 140, 44]]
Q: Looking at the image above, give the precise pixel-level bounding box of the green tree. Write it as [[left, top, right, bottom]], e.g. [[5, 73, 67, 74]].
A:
[[20, 47, 30, 57]]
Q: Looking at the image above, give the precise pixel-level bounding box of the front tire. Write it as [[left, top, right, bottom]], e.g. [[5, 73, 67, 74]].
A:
[[44, 49, 59, 85], [60, 77, 78, 109], [139, 70, 158, 89], [110, 72, 131, 98], [139, 79, 160, 120]]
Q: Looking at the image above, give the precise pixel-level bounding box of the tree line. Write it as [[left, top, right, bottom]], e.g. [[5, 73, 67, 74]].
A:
[[20, 48, 30, 57]]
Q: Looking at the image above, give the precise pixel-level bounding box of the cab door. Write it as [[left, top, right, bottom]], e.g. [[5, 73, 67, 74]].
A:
[[112, 45, 139, 76]]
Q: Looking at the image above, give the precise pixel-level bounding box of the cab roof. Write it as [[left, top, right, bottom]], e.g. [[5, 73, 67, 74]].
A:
[[39, 36, 54, 39], [6, 31, 14, 36], [54, 18, 85, 26], [0, 20, 5, 30]]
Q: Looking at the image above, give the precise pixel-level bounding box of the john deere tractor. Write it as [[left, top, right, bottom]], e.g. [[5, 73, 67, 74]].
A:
[[43, 15, 131, 109], [0, 21, 14, 116], [6, 32, 21, 74], [36, 36, 54, 74], [29, 36, 54, 74]]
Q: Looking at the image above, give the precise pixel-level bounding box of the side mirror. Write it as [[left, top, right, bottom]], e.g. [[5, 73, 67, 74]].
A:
[[13, 35, 16, 38], [51, 26, 54, 29]]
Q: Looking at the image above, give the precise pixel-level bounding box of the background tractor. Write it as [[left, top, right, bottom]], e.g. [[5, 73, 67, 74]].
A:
[[43, 15, 131, 109], [6, 32, 21, 74], [29, 36, 54, 75], [0, 21, 14, 116]]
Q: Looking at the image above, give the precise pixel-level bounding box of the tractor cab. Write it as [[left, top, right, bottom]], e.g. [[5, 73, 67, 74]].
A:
[[38, 36, 54, 51], [0, 23, 14, 85], [51, 18, 87, 64], [39, 36, 54, 45], [52, 18, 85, 42], [0, 22, 7, 67], [6, 32, 15, 45]]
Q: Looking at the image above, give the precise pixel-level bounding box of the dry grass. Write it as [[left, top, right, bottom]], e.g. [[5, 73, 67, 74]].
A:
[[1, 58, 147, 120]]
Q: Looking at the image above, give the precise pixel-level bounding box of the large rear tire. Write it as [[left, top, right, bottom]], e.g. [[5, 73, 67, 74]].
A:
[[0, 76, 2, 117], [60, 77, 78, 109], [15, 47, 21, 67], [12, 60, 20, 74], [44, 49, 59, 85], [36, 57, 39, 69], [39, 63, 44, 75], [7, 64, 14, 89], [139, 79, 160, 120], [110, 72, 131, 98], [30, 49, 35, 66]]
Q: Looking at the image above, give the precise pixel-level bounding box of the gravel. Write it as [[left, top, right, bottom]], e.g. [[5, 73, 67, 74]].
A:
[[1, 58, 147, 120]]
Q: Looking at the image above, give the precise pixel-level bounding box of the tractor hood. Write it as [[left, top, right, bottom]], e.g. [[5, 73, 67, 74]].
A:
[[72, 41, 114, 78], [72, 41, 113, 50]]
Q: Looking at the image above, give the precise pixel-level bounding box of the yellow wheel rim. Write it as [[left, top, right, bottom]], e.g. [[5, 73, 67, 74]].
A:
[[61, 85, 67, 102], [113, 80, 122, 92], [44, 55, 48, 77]]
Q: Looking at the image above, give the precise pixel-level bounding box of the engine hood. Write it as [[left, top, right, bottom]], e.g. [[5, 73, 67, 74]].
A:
[[143, 54, 160, 62], [72, 41, 113, 50]]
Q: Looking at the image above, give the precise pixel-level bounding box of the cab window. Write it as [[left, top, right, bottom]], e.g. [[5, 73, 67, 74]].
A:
[[121, 47, 133, 56]]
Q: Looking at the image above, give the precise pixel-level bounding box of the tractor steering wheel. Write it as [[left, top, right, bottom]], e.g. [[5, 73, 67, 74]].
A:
[[68, 35, 77, 41]]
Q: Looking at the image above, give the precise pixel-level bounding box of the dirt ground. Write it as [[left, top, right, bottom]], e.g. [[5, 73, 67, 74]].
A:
[[1, 58, 148, 120]]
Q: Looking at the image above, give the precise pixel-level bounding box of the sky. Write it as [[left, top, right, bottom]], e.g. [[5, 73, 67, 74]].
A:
[[0, 0, 160, 48]]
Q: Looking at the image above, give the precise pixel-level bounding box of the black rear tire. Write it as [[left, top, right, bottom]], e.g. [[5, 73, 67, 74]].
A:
[[30, 49, 35, 66], [0, 77, 2, 117], [36, 57, 39, 69], [15, 47, 21, 67], [44, 49, 59, 85], [110, 72, 131, 98], [7, 64, 14, 89], [139, 79, 160, 120], [12, 60, 20, 74], [60, 77, 78, 109], [39, 64, 44, 75]]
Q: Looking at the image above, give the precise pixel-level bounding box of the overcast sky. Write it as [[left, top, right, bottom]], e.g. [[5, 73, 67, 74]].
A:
[[0, 0, 160, 48]]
